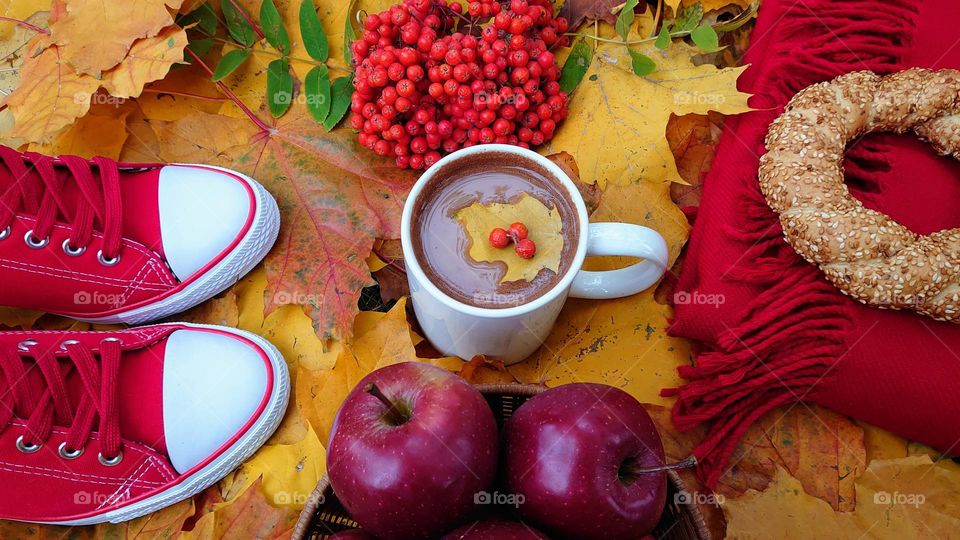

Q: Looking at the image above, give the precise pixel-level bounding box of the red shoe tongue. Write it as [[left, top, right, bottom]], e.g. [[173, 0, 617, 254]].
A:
[[27, 339, 171, 456]]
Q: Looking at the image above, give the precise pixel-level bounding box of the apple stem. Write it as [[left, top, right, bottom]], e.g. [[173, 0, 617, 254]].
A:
[[634, 456, 698, 474], [365, 383, 409, 425]]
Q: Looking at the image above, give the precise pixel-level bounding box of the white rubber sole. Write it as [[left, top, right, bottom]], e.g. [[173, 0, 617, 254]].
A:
[[76, 166, 280, 325], [40, 323, 291, 526]]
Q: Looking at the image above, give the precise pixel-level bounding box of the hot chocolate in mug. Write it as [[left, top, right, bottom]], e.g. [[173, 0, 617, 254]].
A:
[[401, 144, 668, 364]]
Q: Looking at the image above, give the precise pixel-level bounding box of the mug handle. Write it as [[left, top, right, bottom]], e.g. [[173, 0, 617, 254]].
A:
[[569, 223, 669, 299]]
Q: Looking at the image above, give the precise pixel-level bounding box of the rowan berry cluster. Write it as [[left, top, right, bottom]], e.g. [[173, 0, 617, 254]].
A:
[[490, 221, 536, 258], [350, 0, 571, 169]]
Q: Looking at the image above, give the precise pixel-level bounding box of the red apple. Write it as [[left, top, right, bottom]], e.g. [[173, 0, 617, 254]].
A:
[[504, 383, 667, 539], [442, 519, 551, 539], [327, 362, 498, 540]]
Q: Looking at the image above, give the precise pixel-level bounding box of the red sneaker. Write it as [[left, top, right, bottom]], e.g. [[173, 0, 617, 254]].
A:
[[0, 146, 280, 323], [0, 323, 289, 524]]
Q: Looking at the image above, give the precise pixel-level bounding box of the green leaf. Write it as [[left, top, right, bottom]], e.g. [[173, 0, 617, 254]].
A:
[[628, 49, 656, 76], [655, 24, 671, 50], [299, 0, 329, 62], [221, 0, 256, 47], [305, 65, 332, 123], [212, 48, 250, 80], [344, 0, 357, 66], [186, 37, 214, 59], [559, 39, 593, 94], [178, 3, 218, 35], [267, 57, 293, 117], [615, 0, 639, 41], [690, 23, 721, 52], [323, 75, 353, 131], [260, 0, 290, 54], [674, 3, 703, 32]]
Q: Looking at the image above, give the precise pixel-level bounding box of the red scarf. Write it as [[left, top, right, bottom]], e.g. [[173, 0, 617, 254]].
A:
[[664, 0, 960, 487]]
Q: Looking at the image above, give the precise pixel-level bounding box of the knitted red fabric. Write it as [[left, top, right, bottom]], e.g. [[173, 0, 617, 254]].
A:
[[663, 0, 960, 487]]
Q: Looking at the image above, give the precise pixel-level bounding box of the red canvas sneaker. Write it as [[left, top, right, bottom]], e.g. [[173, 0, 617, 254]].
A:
[[0, 322, 289, 524], [0, 146, 280, 323]]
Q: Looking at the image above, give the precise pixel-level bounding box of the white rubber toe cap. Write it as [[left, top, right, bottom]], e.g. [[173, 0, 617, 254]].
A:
[[162, 329, 269, 474], [158, 166, 254, 281]]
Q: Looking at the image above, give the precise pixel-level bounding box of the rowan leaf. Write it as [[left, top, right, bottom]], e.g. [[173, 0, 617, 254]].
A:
[[628, 48, 656, 76], [299, 0, 329, 62], [49, 0, 182, 76], [222, 0, 257, 47], [655, 24, 671, 49], [559, 39, 593, 94], [304, 64, 331, 123], [266, 57, 293, 117], [323, 75, 354, 131], [260, 0, 291, 54], [101, 25, 189, 98], [691, 22, 721, 52], [212, 47, 251, 81], [455, 193, 565, 284], [615, 0, 639, 41], [544, 41, 751, 187]]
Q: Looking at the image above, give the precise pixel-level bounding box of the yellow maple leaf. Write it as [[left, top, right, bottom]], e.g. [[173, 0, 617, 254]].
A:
[[545, 41, 751, 187], [28, 101, 133, 159], [723, 456, 960, 538], [0, 35, 100, 144], [101, 25, 188, 99], [49, 0, 183, 76], [455, 193, 565, 284]]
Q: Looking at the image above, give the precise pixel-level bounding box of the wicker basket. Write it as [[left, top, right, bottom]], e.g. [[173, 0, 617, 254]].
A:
[[293, 384, 711, 540]]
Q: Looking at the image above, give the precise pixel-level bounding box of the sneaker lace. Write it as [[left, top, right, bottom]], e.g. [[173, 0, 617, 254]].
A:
[[1, 338, 124, 464], [0, 146, 124, 262]]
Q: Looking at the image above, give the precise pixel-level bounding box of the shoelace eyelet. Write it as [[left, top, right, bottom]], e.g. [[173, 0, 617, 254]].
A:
[[97, 249, 121, 267], [17, 339, 37, 352], [59, 339, 80, 350], [0, 226, 9, 240], [98, 449, 123, 466], [15, 435, 41, 454], [24, 230, 49, 249], [58, 442, 84, 460], [62, 239, 86, 256]]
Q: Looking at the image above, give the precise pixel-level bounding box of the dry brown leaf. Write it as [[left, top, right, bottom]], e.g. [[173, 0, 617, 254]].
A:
[[0, 35, 100, 143], [456, 193, 565, 283], [49, 0, 182, 76], [716, 406, 866, 512], [101, 25, 188, 99], [666, 112, 725, 207]]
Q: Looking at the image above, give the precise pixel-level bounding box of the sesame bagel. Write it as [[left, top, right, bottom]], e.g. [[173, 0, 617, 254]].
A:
[[758, 68, 960, 321]]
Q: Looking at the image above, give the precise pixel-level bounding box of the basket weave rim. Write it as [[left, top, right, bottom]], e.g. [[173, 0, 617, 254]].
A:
[[291, 383, 710, 539]]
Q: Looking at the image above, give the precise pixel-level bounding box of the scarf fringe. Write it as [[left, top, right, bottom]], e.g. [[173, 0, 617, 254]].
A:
[[664, 0, 919, 488]]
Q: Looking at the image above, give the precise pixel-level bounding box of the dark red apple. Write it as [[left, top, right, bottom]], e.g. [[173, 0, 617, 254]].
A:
[[327, 362, 498, 540], [442, 519, 551, 539], [504, 383, 667, 539]]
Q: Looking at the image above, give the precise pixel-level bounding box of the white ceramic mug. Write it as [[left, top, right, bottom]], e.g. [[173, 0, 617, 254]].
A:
[[401, 145, 668, 365]]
